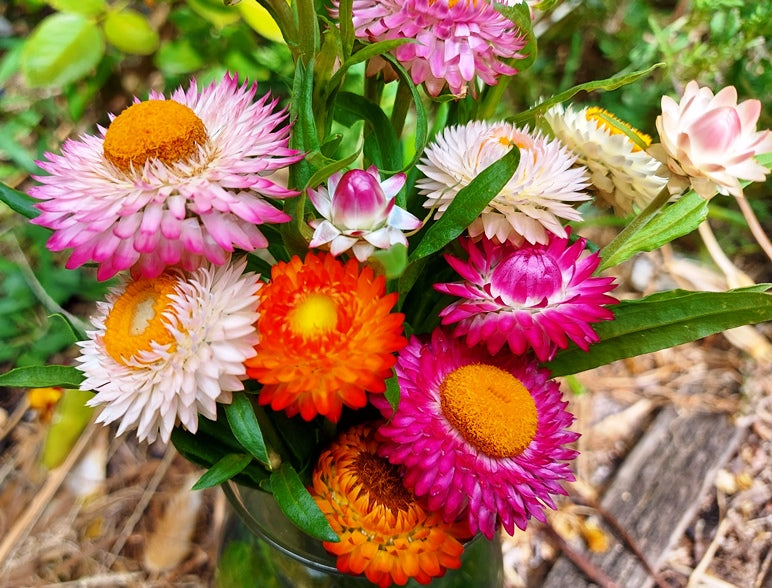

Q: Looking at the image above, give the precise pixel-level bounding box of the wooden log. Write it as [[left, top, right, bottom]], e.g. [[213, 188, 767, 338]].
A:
[[543, 406, 745, 588]]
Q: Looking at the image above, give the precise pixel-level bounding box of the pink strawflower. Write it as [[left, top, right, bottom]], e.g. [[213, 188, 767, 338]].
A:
[[308, 167, 421, 261], [30, 73, 303, 280], [434, 235, 617, 361], [372, 328, 579, 539], [654, 80, 772, 198], [342, 0, 527, 97]]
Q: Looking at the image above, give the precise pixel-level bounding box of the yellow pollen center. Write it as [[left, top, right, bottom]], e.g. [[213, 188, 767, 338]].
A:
[[103, 99, 208, 171], [287, 293, 338, 337], [103, 274, 180, 365], [440, 363, 538, 458], [585, 107, 652, 152]]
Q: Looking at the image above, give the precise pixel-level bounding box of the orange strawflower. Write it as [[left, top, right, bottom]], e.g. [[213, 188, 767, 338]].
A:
[[311, 424, 468, 587], [245, 253, 406, 422]]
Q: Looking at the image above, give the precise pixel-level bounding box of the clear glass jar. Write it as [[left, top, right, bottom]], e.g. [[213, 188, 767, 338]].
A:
[[216, 481, 504, 588]]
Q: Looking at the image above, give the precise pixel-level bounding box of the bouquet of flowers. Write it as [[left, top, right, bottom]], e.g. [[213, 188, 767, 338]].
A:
[[2, 0, 771, 586]]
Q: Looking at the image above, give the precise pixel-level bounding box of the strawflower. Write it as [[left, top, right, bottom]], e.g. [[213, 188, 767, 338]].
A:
[[434, 235, 617, 361], [308, 167, 422, 261], [545, 104, 668, 215], [311, 424, 468, 587], [342, 0, 527, 97], [417, 120, 590, 245], [654, 80, 772, 198], [245, 253, 407, 422], [372, 329, 579, 539], [30, 73, 303, 280], [77, 258, 261, 443]]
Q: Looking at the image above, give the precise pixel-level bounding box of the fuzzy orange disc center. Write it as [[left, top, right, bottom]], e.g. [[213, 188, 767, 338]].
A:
[[287, 292, 339, 337], [353, 452, 412, 513], [103, 99, 208, 170], [103, 275, 179, 365], [440, 363, 538, 458]]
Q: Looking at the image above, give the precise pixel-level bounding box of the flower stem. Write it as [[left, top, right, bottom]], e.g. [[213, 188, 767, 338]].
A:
[[391, 78, 412, 139], [735, 192, 772, 262]]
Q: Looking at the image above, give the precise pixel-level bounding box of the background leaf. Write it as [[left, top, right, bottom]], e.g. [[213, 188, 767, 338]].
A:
[[269, 464, 338, 542], [225, 393, 272, 468], [103, 9, 160, 56], [0, 364, 85, 388], [192, 453, 253, 490], [1, 182, 39, 219]]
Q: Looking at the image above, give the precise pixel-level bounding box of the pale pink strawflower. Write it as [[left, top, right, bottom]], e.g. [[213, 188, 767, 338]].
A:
[[434, 235, 617, 361], [31, 73, 303, 280], [653, 80, 772, 198], [341, 0, 527, 97], [308, 167, 421, 262], [372, 328, 579, 539], [77, 258, 260, 443], [417, 120, 590, 245]]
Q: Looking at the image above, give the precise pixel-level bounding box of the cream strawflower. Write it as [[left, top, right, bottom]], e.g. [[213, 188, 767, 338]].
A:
[[545, 104, 667, 215], [654, 80, 772, 198], [77, 258, 260, 443], [417, 120, 590, 245]]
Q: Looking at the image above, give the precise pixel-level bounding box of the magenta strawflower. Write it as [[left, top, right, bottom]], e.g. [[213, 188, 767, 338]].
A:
[[30, 73, 303, 280], [435, 235, 618, 361], [342, 0, 527, 97], [372, 328, 579, 539]]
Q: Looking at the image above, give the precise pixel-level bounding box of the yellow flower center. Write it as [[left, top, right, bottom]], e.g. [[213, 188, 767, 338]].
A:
[[439, 363, 538, 458], [287, 293, 339, 337], [354, 452, 412, 513], [103, 99, 208, 171], [585, 107, 652, 152], [103, 275, 180, 365]]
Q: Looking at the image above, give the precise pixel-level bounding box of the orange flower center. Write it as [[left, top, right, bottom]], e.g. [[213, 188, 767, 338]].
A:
[[440, 363, 537, 458], [287, 292, 339, 337], [103, 275, 180, 365], [354, 452, 413, 513], [103, 100, 208, 171], [585, 107, 651, 152]]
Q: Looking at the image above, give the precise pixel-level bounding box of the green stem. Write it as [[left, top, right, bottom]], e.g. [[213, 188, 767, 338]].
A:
[[598, 185, 674, 271], [257, 0, 297, 49], [477, 75, 511, 120], [295, 0, 319, 65], [390, 78, 412, 138]]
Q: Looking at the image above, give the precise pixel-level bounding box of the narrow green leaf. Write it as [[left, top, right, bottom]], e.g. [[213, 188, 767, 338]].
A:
[[1, 182, 39, 219], [304, 148, 361, 191], [192, 453, 253, 490], [547, 287, 772, 377], [335, 92, 402, 172], [269, 464, 339, 542], [384, 373, 400, 414], [48, 0, 108, 17], [21, 13, 105, 88], [0, 365, 84, 388], [338, 0, 354, 60], [409, 146, 521, 262], [225, 393, 272, 468], [103, 9, 160, 56]]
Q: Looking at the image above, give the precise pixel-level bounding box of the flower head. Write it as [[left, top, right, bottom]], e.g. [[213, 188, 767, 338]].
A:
[[245, 253, 406, 422], [77, 258, 261, 443], [372, 329, 579, 539], [311, 423, 468, 587], [545, 104, 668, 215], [308, 167, 421, 262], [654, 80, 772, 198], [31, 73, 303, 280], [417, 120, 590, 245], [342, 0, 527, 97], [435, 235, 617, 361]]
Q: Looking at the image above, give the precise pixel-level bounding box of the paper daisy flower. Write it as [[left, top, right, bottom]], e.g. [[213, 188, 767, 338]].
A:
[[30, 73, 303, 281], [417, 120, 590, 245], [654, 80, 772, 198], [308, 167, 422, 262], [342, 0, 527, 97], [372, 329, 579, 539], [544, 104, 668, 215], [244, 253, 407, 422], [311, 423, 468, 587], [434, 235, 617, 361], [77, 258, 261, 443]]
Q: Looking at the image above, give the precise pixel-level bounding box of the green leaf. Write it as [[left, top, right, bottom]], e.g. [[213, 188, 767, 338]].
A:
[[369, 243, 408, 279], [48, 0, 108, 17], [0, 365, 84, 388], [155, 40, 205, 75], [103, 9, 160, 56], [269, 464, 338, 542], [304, 148, 361, 191], [409, 146, 521, 262], [495, 2, 537, 72], [1, 182, 39, 219], [547, 286, 772, 377], [187, 0, 241, 28], [21, 13, 105, 88], [508, 63, 665, 125], [192, 453, 253, 490], [225, 393, 272, 468], [384, 373, 400, 414], [334, 92, 402, 172], [599, 191, 709, 270]]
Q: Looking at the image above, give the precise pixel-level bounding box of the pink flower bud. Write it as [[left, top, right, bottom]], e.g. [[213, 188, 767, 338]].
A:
[[330, 169, 392, 232], [687, 106, 742, 156]]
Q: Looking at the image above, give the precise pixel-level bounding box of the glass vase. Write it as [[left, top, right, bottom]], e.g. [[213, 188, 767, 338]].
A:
[[216, 481, 504, 588]]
